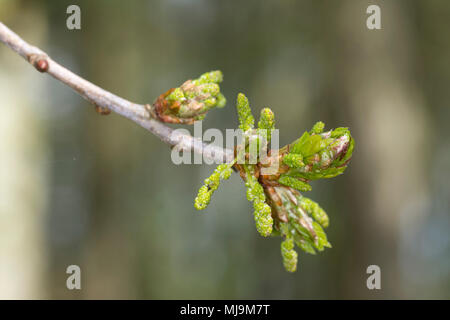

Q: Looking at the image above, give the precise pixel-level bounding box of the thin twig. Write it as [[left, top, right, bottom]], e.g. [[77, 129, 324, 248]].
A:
[[0, 22, 233, 163]]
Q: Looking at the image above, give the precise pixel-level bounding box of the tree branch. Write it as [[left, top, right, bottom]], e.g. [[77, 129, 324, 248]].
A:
[[0, 22, 233, 163]]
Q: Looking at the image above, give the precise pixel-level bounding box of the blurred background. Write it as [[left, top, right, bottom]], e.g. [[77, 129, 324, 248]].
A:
[[0, 0, 449, 299]]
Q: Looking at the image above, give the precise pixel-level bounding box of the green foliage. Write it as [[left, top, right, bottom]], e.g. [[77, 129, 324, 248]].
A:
[[273, 189, 331, 260], [193, 89, 354, 272], [280, 122, 355, 189]]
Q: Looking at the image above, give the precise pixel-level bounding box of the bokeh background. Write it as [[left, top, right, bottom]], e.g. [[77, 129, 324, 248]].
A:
[[0, 0, 449, 299]]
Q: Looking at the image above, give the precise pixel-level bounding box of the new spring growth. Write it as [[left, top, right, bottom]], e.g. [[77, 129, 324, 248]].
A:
[[150, 71, 226, 124], [194, 91, 354, 272], [245, 166, 273, 237], [258, 108, 275, 144], [266, 121, 355, 194], [281, 238, 298, 273], [195, 93, 275, 238], [280, 123, 354, 183], [237, 94, 274, 237], [0, 19, 355, 274], [263, 121, 352, 271], [236, 93, 255, 132], [268, 187, 332, 272]]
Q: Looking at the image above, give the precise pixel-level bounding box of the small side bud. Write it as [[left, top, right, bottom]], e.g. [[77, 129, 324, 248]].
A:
[[151, 70, 226, 124], [35, 59, 49, 72]]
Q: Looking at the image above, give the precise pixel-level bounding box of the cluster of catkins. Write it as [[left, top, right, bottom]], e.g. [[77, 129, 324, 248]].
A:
[[194, 92, 354, 272], [152, 70, 354, 272]]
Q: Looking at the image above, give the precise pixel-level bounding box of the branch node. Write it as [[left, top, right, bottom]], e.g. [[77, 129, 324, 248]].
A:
[[28, 54, 49, 73], [94, 104, 111, 115]]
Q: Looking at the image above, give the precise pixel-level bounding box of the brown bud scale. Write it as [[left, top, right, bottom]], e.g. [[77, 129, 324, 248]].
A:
[[94, 105, 111, 115], [35, 59, 48, 72]]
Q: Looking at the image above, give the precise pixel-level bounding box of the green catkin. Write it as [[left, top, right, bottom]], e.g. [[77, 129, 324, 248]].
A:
[[245, 167, 273, 237], [281, 238, 298, 272], [278, 175, 312, 192], [310, 121, 325, 134], [236, 93, 255, 132], [299, 196, 329, 228], [312, 222, 332, 250], [257, 107, 275, 143], [194, 164, 233, 210], [282, 153, 304, 168]]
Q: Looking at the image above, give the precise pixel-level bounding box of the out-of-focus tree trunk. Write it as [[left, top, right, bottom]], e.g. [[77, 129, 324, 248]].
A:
[[333, 0, 429, 298], [0, 9, 49, 298]]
